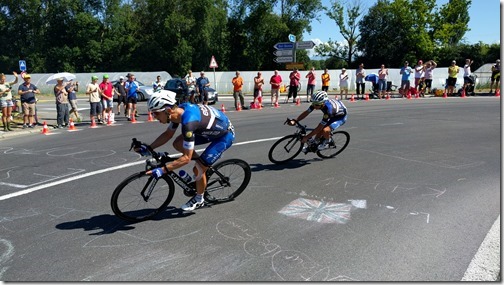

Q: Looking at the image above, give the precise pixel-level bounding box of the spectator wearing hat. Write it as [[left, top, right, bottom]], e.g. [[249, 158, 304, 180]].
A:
[[196, 71, 211, 105], [424, 60, 437, 94], [339, 68, 349, 100], [125, 73, 139, 119], [414, 60, 425, 88], [99, 74, 113, 123], [54, 78, 69, 128], [447, 60, 459, 96], [400, 61, 413, 97], [86, 75, 102, 124], [18, 74, 40, 128], [114, 76, 127, 116], [490, 59, 500, 94]]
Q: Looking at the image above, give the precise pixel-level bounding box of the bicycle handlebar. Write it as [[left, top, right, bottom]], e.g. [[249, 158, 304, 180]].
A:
[[284, 118, 307, 131], [130, 138, 162, 161]]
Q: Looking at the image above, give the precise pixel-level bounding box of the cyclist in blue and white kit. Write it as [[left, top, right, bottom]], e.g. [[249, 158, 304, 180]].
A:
[[288, 91, 347, 152], [137, 92, 235, 211]]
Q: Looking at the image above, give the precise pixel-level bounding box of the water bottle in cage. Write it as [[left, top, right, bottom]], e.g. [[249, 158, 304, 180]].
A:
[[179, 170, 193, 183]]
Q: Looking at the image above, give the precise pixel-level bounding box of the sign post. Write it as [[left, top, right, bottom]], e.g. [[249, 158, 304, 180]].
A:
[[209, 55, 218, 90], [19, 60, 27, 72]]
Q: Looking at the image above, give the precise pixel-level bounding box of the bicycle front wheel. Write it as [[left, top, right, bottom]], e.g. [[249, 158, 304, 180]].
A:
[[268, 134, 303, 164], [111, 172, 175, 222], [316, 131, 350, 159], [204, 159, 251, 203]]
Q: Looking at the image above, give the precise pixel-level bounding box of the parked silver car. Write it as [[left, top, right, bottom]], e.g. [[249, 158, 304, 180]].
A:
[[112, 80, 154, 101]]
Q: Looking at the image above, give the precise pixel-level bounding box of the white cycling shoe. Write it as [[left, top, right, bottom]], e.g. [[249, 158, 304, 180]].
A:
[[181, 196, 205, 211]]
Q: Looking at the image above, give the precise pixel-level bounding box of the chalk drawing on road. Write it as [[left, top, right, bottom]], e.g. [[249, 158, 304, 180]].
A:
[[0, 146, 117, 160], [278, 198, 352, 224], [0, 238, 14, 279], [0, 168, 85, 189], [215, 218, 358, 281], [378, 204, 431, 223]]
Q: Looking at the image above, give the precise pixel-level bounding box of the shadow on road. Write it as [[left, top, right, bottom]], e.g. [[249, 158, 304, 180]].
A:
[[249, 159, 311, 172], [55, 207, 194, 235]]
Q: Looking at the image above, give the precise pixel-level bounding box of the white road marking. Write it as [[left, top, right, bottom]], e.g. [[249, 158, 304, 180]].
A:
[[462, 216, 500, 281], [0, 136, 283, 201]]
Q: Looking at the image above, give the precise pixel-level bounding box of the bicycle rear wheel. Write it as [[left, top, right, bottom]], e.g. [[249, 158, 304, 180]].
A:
[[204, 159, 251, 203], [268, 134, 303, 164], [316, 131, 350, 159], [111, 172, 175, 222]]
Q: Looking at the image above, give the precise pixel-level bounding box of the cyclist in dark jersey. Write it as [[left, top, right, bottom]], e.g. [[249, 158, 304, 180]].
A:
[[288, 91, 347, 152], [137, 92, 235, 211]]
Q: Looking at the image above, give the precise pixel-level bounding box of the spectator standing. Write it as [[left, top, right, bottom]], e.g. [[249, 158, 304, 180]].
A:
[[65, 80, 80, 122], [424, 60, 437, 94], [0, 72, 18, 131], [463, 59, 474, 94], [231, 71, 245, 110], [447, 60, 459, 96], [339, 68, 349, 100], [114, 76, 127, 116], [270, 70, 282, 106], [196, 71, 211, 105], [400, 61, 413, 97], [17, 74, 40, 128], [355, 63, 365, 99], [305, 67, 316, 102], [253, 72, 264, 107], [125, 73, 139, 120], [184, 70, 197, 103], [490, 59, 500, 94], [99, 74, 113, 123], [378, 64, 388, 99], [288, 68, 301, 103], [414, 60, 425, 88], [321, 68, 330, 92], [86, 75, 102, 124], [54, 78, 69, 128], [152, 75, 163, 91]]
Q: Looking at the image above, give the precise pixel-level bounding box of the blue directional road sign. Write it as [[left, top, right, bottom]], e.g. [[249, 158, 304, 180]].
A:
[[19, 60, 26, 72], [274, 42, 294, 50]]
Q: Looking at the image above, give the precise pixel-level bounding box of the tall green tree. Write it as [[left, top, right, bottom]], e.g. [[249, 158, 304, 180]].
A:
[[325, 0, 364, 66], [432, 0, 471, 46]]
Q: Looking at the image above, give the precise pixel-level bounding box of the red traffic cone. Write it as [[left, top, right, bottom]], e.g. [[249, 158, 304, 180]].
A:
[[221, 104, 226, 112], [68, 119, 77, 131], [250, 102, 256, 109], [274, 101, 279, 108], [295, 98, 301, 106], [130, 112, 137, 123], [107, 112, 113, 126], [407, 90, 412, 99], [386, 93, 390, 100], [147, 112, 156, 122], [258, 96, 263, 108], [365, 94, 369, 101], [461, 88, 467, 98], [90, 117, 97, 128], [350, 94, 355, 102], [495, 89, 500, 97], [41, 121, 49, 134], [236, 102, 242, 111], [443, 91, 447, 98]]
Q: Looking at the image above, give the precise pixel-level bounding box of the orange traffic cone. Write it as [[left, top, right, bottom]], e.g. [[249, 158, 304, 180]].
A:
[[90, 117, 97, 128], [295, 98, 301, 106], [147, 112, 156, 122], [461, 88, 467, 98], [41, 121, 49, 134], [350, 94, 355, 102], [365, 94, 369, 101], [130, 112, 137, 123], [274, 101, 279, 108], [258, 96, 263, 109], [407, 90, 412, 99], [221, 104, 226, 112], [443, 91, 447, 98], [496, 89, 500, 97], [386, 93, 390, 100], [68, 119, 77, 131], [236, 102, 242, 111]]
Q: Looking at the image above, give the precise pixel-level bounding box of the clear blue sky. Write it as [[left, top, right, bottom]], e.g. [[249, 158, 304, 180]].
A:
[[303, 0, 502, 47]]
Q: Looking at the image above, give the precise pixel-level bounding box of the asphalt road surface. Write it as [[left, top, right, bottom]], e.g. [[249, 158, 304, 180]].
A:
[[0, 97, 500, 281]]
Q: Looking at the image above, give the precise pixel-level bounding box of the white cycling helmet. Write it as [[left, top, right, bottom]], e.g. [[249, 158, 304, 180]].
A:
[[311, 90, 328, 104], [147, 91, 177, 112]]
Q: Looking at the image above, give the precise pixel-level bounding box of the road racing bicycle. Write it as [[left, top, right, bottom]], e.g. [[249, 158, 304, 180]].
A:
[[111, 138, 251, 222], [268, 118, 350, 164]]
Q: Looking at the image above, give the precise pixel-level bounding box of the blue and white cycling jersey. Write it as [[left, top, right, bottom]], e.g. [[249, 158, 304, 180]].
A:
[[168, 103, 234, 166], [307, 98, 347, 127]]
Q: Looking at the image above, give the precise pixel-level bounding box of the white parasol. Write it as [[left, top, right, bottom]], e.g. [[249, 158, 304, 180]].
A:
[[45, 72, 76, 84]]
